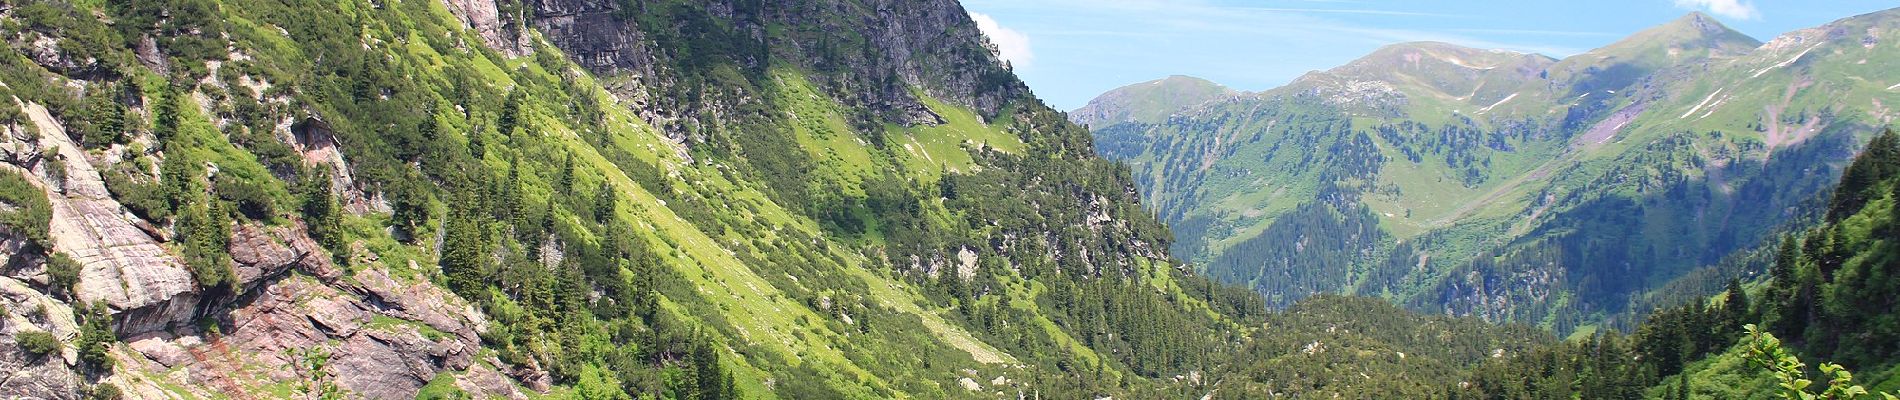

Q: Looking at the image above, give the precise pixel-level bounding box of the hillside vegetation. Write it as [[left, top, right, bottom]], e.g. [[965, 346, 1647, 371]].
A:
[[1087, 10, 1900, 334]]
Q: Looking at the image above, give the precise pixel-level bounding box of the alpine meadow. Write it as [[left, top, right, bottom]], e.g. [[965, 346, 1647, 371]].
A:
[[0, 0, 1896, 399]]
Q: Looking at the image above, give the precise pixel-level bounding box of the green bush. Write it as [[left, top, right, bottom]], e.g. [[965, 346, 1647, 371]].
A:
[[46, 253, 81, 295], [75, 303, 115, 371], [15, 329, 61, 357], [0, 168, 52, 245], [86, 383, 123, 400], [215, 173, 277, 221]]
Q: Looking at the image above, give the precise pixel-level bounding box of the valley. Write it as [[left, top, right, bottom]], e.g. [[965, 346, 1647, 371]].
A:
[[0, 0, 1894, 398], [1084, 11, 1899, 333]]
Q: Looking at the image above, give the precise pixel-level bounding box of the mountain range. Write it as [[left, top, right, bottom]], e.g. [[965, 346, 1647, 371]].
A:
[[0, 0, 1897, 398], [1081, 10, 1900, 331]]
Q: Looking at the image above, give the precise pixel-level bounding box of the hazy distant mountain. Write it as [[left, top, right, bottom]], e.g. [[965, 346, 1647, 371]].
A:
[[1084, 9, 1900, 331], [1070, 75, 1240, 128]]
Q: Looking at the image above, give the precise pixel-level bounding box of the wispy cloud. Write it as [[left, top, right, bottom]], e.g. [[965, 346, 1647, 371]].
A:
[[1673, 0, 1761, 20], [969, 12, 1035, 69]]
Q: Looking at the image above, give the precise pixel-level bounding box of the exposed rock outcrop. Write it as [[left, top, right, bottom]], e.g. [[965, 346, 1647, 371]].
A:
[[442, 0, 531, 57], [511, 0, 1026, 142], [228, 222, 339, 291], [12, 100, 197, 335], [0, 276, 84, 399], [127, 268, 521, 399]]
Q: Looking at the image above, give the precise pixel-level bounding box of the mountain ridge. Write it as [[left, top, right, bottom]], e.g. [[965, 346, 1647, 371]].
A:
[[1070, 75, 1239, 128], [1082, 7, 1900, 331]]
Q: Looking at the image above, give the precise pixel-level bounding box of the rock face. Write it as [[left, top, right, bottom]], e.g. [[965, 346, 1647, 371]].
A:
[[0, 276, 84, 399], [1, 96, 517, 398], [442, 0, 530, 57], [500, 0, 1027, 141], [14, 100, 198, 336], [127, 268, 520, 399], [227, 222, 339, 290]]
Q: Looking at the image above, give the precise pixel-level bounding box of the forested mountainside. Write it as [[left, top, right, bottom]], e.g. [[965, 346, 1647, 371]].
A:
[[0, 0, 1890, 397], [0, 0, 1557, 398], [1454, 130, 1900, 399], [1084, 10, 1900, 333]]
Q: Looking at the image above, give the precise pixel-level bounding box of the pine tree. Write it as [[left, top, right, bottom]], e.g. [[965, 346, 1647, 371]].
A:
[[152, 85, 182, 144], [1721, 279, 1749, 335], [1675, 371, 1690, 400], [592, 181, 616, 223], [179, 193, 234, 290], [439, 200, 491, 297], [498, 88, 525, 137], [300, 166, 346, 258], [387, 178, 433, 244], [75, 302, 116, 372], [1828, 129, 1900, 221], [559, 154, 577, 195], [77, 84, 128, 147]]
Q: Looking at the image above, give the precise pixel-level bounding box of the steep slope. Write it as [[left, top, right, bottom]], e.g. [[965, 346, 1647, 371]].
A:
[[1457, 130, 1900, 398], [1070, 75, 1238, 128], [1091, 9, 1900, 333], [0, 0, 1280, 398]]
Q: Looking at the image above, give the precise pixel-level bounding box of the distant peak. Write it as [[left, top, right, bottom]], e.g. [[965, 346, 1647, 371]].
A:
[[1583, 11, 1760, 57], [1071, 76, 1238, 127], [1154, 75, 1220, 85], [1341, 41, 1547, 72], [1376, 41, 1486, 54], [1667, 11, 1735, 35]]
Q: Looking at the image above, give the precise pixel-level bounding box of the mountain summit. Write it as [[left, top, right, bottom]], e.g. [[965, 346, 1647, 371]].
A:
[[1071, 75, 1239, 127]]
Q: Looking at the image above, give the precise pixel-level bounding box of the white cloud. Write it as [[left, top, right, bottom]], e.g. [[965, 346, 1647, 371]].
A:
[[1673, 0, 1761, 20], [969, 12, 1034, 69]]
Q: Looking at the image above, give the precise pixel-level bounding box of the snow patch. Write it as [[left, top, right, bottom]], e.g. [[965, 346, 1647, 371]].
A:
[[1477, 93, 1519, 114], [1445, 57, 1498, 70], [1682, 88, 1725, 119], [1753, 44, 1820, 79]]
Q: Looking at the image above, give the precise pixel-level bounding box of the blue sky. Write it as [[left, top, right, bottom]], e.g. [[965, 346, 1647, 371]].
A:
[[961, 0, 1900, 110]]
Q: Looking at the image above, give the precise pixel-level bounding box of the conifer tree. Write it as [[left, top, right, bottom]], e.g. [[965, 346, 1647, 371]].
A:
[[300, 166, 346, 257], [439, 198, 491, 297]]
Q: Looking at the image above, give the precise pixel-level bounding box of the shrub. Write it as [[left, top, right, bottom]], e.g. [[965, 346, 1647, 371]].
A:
[[16, 329, 61, 357], [215, 173, 277, 221], [46, 253, 81, 295], [86, 383, 123, 400], [0, 169, 52, 245]]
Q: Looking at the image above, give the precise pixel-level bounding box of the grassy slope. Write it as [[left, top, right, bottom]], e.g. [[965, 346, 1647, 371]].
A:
[[0, 0, 1179, 395], [1093, 9, 1900, 332]]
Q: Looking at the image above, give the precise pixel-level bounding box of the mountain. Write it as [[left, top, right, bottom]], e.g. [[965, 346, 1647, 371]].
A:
[[1, 0, 1893, 397], [1084, 9, 1900, 331], [1460, 130, 1900, 398], [1070, 75, 1238, 128], [0, 0, 1267, 397]]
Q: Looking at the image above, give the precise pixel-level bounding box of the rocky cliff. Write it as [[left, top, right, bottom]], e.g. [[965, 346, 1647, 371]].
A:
[[520, 0, 1028, 142]]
